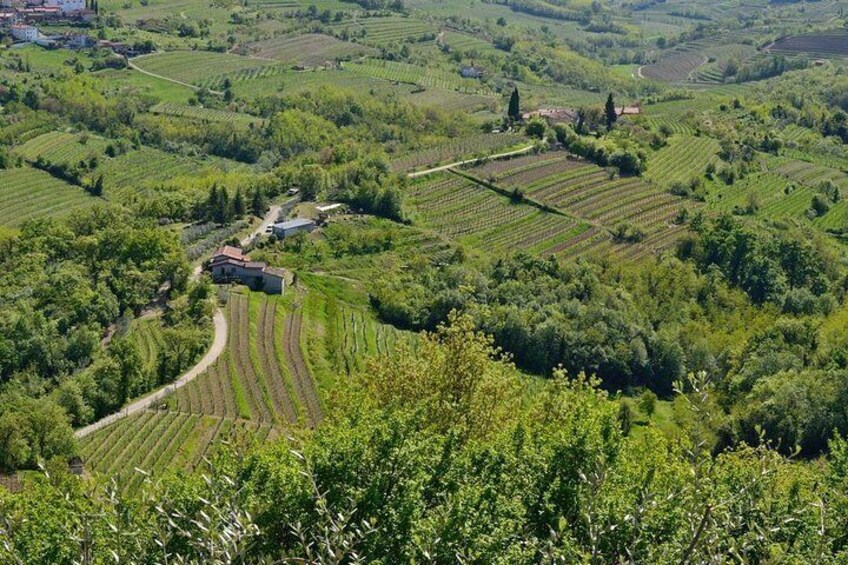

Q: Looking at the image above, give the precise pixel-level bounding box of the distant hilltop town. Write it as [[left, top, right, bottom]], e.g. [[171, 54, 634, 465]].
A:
[[1, 0, 95, 43]]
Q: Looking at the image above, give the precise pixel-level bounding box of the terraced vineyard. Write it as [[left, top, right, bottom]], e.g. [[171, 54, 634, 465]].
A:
[[0, 166, 100, 227], [15, 131, 239, 202], [171, 291, 314, 426], [644, 135, 721, 187], [334, 16, 437, 47], [132, 51, 279, 88], [345, 59, 486, 92], [390, 133, 524, 172], [78, 411, 278, 491], [405, 173, 596, 256], [464, 152, 696, 260], [768, 156, 848, 191], [771, 31, 848, 57], [150, 102, 266, 128], [248, 33, 376, 65]]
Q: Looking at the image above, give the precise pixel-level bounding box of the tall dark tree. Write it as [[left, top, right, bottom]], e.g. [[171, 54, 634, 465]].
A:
[[508, 87, 520, 122], [207, 184, 219, 220], [232, 187, 246, 218], [250, 186, 267, 217], [605, 92, 618, 130]]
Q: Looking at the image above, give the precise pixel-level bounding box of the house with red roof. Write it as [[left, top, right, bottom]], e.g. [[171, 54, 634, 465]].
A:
[[208, 246, 286, 294]]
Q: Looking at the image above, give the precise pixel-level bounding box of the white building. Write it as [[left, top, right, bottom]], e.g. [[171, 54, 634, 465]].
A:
[[44, 0, 84, 14], [10, 23, 37, 42]]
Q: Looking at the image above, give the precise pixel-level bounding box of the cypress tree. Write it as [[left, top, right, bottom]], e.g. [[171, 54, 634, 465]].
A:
[[233, 187, 246, 218], [508, 87, 520, 122], [250, 186, 267, 217], [605, 93, 618, 130], [207, 184, 219, 221]]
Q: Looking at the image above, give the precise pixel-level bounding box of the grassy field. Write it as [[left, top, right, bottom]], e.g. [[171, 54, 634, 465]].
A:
[[0, 166, 101, 228]]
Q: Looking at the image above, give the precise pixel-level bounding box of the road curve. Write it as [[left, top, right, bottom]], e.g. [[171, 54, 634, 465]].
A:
[[407, 144, 536, 178], [127, 55, 224, 96], [75, 309, 228, 438], [77, 204, 286, 438]]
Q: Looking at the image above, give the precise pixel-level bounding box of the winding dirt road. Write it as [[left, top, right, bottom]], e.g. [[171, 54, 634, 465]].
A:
[[127, 54, 224, 96], [407, 144, 535, 178], [75, 309, 228, 438], [77, 205, 283, 438]]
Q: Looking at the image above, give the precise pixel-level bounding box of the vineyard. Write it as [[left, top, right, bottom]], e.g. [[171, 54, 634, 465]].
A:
[[249, 33, 376, 65], [15, 131, 237, 202], [344, 59, 487, 92], [463, 152, 696, 260], [0, 166, 99, 227], [78, 410, 278, 491], [150, 102, 266, 128], [389, 132, 524, 172], [771, 31, 848, 57], [132, 51, 279, 88], [171, 291, 313, 426], [644, 135, 721, 187], [404, 173, 596, 257], [79, 282, 411, 484], [126, 316, 166, 379], [438, 31, 496, 55], [333, 16, 437, 47]]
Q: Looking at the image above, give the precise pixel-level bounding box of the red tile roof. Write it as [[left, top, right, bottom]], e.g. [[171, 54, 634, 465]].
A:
[[212, 245, 247, 262]]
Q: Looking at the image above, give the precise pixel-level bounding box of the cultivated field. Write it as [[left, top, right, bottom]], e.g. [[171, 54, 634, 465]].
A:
[[150, 102, 266, 128], [15, 131, 238, 202], [405, 173, 596, 257], [248, 33, 376, 65], [463, 152, 696, 260], [332, 16, 437, 47], [771, 31, 848, 57], [389, 133, 525, 172], [644, 135, 721, 187], [132, 51, 281, 89], [344, 59, 487, 93], [0, 166, 100, 227]]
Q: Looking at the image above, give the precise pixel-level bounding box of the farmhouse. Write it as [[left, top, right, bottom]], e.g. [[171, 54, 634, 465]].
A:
[[272, 218, 315, 239], [521, 107, 577, 123], [460, 65, 485, 79], [9, 23, 37, 41], [208, 246, 286, 294], [616, 105, 641, 116]]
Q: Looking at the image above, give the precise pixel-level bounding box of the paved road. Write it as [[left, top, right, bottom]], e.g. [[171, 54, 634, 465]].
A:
[[78, 205, 283, 438], [74, 309, 228, 438], [407, 144, 536, 178]]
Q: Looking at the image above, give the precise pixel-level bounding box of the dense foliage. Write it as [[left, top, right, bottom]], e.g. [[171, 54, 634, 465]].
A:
[[4, 319, 848, 562]]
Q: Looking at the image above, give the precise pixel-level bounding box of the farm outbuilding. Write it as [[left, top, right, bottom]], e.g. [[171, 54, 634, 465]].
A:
[[272, 218, 316, 238]]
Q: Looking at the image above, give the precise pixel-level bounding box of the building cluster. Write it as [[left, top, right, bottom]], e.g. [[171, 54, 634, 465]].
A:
[[208, 246, 287, 295], [1, 0, 93, 43], [521, 105, 641, 124]]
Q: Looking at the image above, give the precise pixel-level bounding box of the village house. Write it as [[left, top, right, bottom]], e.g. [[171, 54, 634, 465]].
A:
[[9, 22, 37, 41], [521, 107, 577, 123], [44, 0, 83, 14], [208, 246, 286, 294], [272, 218, 315, 239], [460, 65, 484, 79]]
